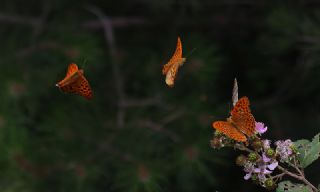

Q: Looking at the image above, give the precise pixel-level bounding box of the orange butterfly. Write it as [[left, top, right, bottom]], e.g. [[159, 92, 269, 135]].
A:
[[212, 96, 255, 142], [56, 63, 93, 100], [162, 36, 186, 87]]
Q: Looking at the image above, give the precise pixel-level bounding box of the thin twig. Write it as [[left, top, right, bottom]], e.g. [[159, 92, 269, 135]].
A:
[[82, 17, 150, 29], [272, 172, 285, 180], [138, 119, 180, 143], [0, 14, 38, 26], [120, 96, 161, 107], [87, 5, 126, 128], [161, 109, 185, 124], [30, 1, 51, 42], [234, 143, 255, 153], [277, 165, 318, 192]]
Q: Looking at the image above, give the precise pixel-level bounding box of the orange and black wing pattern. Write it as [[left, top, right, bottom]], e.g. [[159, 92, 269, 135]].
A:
[[212, 96, 255, 142], [56, 63, 93, 100], [162, 36, 186, 87]]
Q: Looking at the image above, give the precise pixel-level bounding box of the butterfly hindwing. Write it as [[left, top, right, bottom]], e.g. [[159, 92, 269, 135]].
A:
[[165, 60, 180, 87], [231, 112, 255, 137], [212, 121, 247, 142], [77, 73, 93, 99]]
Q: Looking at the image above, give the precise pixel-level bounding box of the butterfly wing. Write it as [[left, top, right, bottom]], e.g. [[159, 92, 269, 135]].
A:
[[212, 121, 247, 142], [56, 63, 79, 87], [66, 63, 79, 78], [231, 96, 251, 116], [163, 37, 186, 87], [162, 36, 184, 75], [231, 112, 255, 137], [76, 73, 93, 99], [58, 68, 93, 100], [165, 59, 185, 87]]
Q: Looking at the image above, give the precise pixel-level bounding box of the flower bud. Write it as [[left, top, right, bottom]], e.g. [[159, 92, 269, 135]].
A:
[[210, 137, 223, 149], [248, 152, 259, 162], [264, 178, 276, 190], [251, 174, 259, 185], [251, 174, 257, 181], [251, 138, 263, 151], [266, 148, 275, 158], [236, 155, 247, 166]]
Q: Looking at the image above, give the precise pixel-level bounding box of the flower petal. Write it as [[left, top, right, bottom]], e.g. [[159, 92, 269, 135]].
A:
[[262, 153, 271, 163], [244, 173, 252, 180], [268, 161, 278, 170], [255, 122, 268, 134]]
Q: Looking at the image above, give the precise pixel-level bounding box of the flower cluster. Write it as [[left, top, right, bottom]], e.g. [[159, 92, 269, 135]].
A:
[[275, 139, 294, 162], [211, 121, 297, 189], [237, 122, 278, 187]]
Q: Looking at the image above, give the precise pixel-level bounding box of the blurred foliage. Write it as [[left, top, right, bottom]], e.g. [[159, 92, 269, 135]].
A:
[[0, 0, 319, 191]]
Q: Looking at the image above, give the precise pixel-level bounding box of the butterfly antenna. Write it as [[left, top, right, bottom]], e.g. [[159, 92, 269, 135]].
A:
[[185, 47, 197, 58], [79, 57, 89, 69]]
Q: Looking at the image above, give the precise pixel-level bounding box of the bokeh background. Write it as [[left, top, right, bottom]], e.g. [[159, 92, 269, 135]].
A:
[[0, 0, 319, 191]]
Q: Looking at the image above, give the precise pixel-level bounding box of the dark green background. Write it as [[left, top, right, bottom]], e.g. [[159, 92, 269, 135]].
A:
[[0, 0, 319, 191]]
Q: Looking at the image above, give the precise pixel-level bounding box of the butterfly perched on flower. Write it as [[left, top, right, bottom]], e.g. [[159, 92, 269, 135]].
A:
[[162, 36, 186, 87], [56, 63, 93, 99], [212, 96, 255, 142]]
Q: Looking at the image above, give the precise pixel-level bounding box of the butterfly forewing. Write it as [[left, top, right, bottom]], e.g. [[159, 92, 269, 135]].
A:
[[231, 96, 251, 116], [212, 121, 247, 142], [168, 36, 183, 64], [162, 36, 183, 75], [66, 63, 79, 78]]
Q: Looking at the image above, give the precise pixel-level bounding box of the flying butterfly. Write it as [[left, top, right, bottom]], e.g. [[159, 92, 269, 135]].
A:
[[56, 63, 93, 100], [212, 96, 255, 142], [162, 36, 186, 87]]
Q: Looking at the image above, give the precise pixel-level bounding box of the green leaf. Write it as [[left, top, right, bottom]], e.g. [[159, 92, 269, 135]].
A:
[[294, 134, 320, 168], [276, 181, 313, 192]]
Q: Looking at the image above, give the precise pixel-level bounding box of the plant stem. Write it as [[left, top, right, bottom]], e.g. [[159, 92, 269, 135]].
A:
[[271, 172, 285, 180], [277, 165, 318, 192]]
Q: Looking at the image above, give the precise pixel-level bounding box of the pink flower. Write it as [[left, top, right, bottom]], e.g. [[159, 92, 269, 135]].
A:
[[268, 161, 278, 170], [243, 162, 255, 180], [275, 139, 293, 162], [243, 154, 278, 183], [262, 153, 271, 163], [255, 122, 268, 134]]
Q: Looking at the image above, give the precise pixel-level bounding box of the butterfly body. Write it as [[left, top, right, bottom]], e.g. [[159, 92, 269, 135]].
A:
[[212, 97, 255, 142], [56, 63, 93, 100], [162, 36, 186, 87]]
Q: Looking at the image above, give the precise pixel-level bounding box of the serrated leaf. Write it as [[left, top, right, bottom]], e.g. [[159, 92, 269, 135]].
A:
[[293, 134, 320, 168], [276, 181, 312, 192], [295, 139, 310, 161]]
